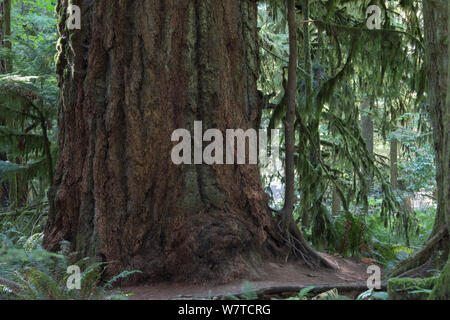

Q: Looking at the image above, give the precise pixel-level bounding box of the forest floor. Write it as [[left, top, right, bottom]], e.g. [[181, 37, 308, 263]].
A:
[[119, 253, 378, 300]]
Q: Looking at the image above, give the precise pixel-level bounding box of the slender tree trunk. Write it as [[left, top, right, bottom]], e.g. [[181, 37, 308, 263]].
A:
[[301, 0, 317, 228], [0, 0, 28, 208], [447, 0, 450, 237], [361, 98, 374, 160], [390, 107, 413, 245], [423, 0, 449, 241], [389, 121, 400, 231], [361, 96, 373, 214], [390, 108, 398, 191], [332, 186, 341, 216], [393, 1, 449, 290], [390, 151, 398, 193], [282, 0, 297, 220]]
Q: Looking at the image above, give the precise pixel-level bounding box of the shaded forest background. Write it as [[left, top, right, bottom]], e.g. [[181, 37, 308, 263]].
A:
[[0, 0, 448, 300]]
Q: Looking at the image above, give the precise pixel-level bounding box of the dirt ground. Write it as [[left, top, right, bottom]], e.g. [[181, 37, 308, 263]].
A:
[[119, 253, 378, 300]]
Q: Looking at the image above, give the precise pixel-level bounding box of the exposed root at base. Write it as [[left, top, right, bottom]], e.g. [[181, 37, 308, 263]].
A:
[[275, 211, 338, 271], [390, 226, 448, 278], [173, 281, 386, 300]]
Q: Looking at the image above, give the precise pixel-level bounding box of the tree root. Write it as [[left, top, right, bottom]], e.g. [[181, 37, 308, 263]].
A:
[[390, 226, 448, 278]]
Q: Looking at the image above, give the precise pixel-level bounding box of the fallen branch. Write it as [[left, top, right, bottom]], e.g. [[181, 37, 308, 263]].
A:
[[0, 202, 48, 219], [173, 282, 387, 300]]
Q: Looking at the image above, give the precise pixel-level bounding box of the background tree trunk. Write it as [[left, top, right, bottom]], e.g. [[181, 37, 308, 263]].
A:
[[390, 110, 398, 191], [331, 186, 341, 216], [423, 0, 449, 241], [361, 96, 373, 214], [390, 120, 400, 231], [44, 0, 287, 283]]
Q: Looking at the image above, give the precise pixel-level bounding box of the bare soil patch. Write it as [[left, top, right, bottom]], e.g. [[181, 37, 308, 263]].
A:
[[119, 253, 378, 300]]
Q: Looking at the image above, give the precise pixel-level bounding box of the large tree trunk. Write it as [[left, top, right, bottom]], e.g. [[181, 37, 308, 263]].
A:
[[44, 0, 289, 284]]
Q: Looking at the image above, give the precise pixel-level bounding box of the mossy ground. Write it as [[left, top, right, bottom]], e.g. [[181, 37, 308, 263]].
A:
[[387, 277, 438, 300]]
